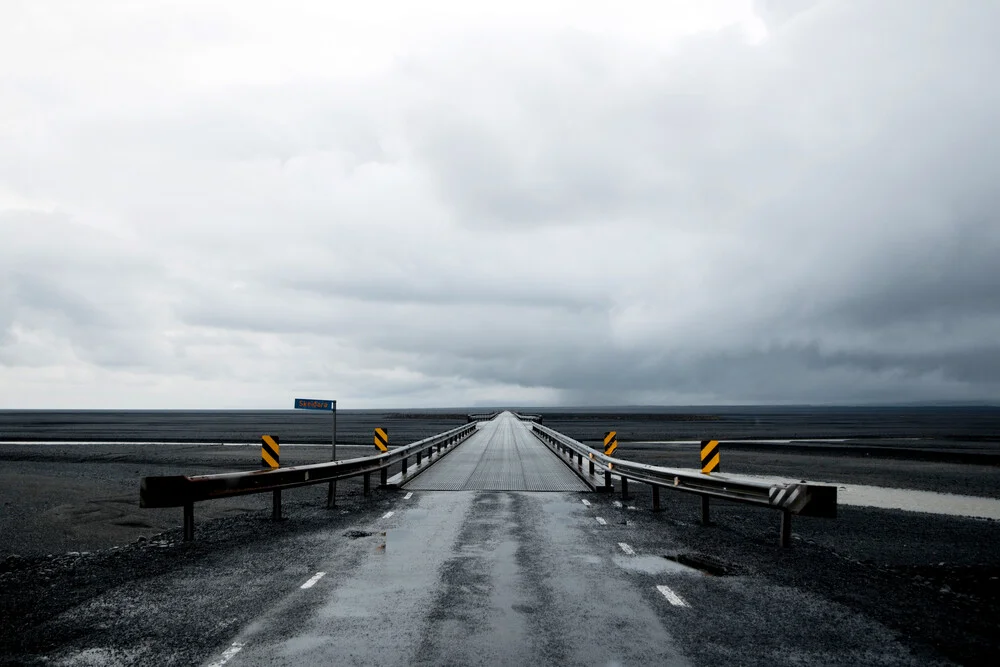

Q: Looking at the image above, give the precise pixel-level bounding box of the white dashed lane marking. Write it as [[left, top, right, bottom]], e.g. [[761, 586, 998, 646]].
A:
[[613, 500, 623, 508], [382, 511, 395, 519], [595, 517, 607, 525], [300, 572, 326, 589], [618, 542, 635, 555], [404, 492, 413, 499], [207, 642, 245, 667], [581, 499, 591, 507], [657, 585, 689, 607]]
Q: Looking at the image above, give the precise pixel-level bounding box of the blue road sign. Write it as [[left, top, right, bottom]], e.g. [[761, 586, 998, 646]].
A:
[[294, 398, 335, 411]]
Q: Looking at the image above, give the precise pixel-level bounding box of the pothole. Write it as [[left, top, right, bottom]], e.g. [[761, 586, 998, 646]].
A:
[[666, 553, 735, 576], [343, 530, 375, 539]]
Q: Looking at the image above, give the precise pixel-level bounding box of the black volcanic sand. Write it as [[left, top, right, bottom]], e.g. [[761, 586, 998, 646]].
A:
[[0, 408, 998, 557], [0, 445, 411, 558]]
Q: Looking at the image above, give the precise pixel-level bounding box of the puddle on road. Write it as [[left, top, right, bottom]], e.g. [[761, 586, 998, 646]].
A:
[[571, 554, 604, 566], [612, 555, 701, 575], [344, 530, 375, 540]]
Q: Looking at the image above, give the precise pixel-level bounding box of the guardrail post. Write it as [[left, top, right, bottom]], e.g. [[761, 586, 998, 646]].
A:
[[701, 495, 710, 526], [183, 502, 194, 541], [577, 453, 582, 466], [380, 467, 388, 487], [417, 450, 422, 465], [401, 456, 408, 475], [604, 470, 612, 489], [780, 510, 792, 547], [273, 489, 282, 521], [364, 472, 371, 497], [621, 477, 630, 500], [652, 486, 661, 512], [589, 460, 595, 475]]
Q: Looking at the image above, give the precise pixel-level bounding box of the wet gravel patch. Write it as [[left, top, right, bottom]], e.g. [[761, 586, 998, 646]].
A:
[[592, 478, 1000, 666], [0, 486, 401, 666]]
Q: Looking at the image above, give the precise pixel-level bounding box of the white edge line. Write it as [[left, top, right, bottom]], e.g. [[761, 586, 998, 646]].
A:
[[382, 511, 394, 519], [595, 517, 607, 525], [618, 542, 635, 555], [300, 572, 326, 589], [656, 585, 689, 607], [207, 642, 245, 667], [404, 492, 413, 499], [581, 499, 591, 506]]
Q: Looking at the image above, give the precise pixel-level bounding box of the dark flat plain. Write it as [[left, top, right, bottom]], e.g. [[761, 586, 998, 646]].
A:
[[2, 405, 998, 445], [1, 407, 998, 557]]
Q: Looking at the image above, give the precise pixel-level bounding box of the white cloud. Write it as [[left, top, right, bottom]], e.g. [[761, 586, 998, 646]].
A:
[[1, 0, 999, 408]]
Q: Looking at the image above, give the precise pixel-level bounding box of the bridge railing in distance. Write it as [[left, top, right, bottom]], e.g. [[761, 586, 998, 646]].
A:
[[467, 412, 501, 423], [513, 412, 543, 423], [140, 422, 478, 541], [530, 422, 837, 547]]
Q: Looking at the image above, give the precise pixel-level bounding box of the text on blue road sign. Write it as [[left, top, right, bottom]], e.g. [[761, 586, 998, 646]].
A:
[[294, 398, 334, 411]]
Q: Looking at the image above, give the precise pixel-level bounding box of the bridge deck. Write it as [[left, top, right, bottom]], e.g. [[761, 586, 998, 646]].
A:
[[404, 412, 587, 491]]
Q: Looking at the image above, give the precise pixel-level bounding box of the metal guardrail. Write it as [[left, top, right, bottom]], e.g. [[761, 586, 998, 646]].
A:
[[141, 422, 478, 541], [467, 412, 500, 423], [531, 423, 837, 547]]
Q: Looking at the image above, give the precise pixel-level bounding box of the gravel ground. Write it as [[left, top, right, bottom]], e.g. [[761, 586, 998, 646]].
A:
[[0, 444, 407, 557], [0, 482, 396, 666], [582, 483, 1000, 667]]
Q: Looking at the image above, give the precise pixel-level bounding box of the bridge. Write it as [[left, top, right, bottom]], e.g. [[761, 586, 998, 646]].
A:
[[123, 411, 853, 666], [404, 412, 587, 491]]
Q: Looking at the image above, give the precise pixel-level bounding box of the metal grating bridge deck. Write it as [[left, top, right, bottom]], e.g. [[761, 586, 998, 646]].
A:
[[404, 412, 587, 491]]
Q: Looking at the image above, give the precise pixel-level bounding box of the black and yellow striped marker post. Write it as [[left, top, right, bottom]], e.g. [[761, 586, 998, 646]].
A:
[[261, 435, 281, 521], [603, 431, 618, 456], [374, 428, 389, 490], [699, 439, 720, 525], [374, 427, 388, 452], [605, 431, 629, 498], [261, 435, 280, 469], [700, 439, 720, 474]]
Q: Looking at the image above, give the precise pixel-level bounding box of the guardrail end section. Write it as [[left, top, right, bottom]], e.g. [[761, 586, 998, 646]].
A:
[[796, 484, 838, 519], [140, 475, 190, 508]]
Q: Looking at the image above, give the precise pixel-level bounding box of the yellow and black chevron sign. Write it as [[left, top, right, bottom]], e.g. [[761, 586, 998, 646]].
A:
[[603, 431, 618, 456], [700, 439, 720, 474], [374, 427, 388, 453], [261, 435, 279, 469]]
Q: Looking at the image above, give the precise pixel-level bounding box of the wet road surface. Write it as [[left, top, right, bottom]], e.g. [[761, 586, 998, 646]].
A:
[[221, 491, 688, 666], [405, 412, 587, 491], [200, 486, 929, 667]]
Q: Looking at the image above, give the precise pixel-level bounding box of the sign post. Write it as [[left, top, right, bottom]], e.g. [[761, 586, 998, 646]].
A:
[[294, 398, 337, 507]]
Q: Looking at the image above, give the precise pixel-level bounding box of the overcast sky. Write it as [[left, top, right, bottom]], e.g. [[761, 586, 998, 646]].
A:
[[2, 0, 998, 409]]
